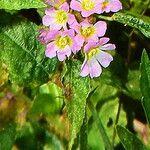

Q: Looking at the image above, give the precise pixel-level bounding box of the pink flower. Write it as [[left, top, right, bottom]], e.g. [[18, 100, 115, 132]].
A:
[[70, 0, 102, 17], [42, 2, 76, 30], [80, 38, 115, 78], [38, 29, 59, 44], [70, 19, 107, 49], [45, 0, 66, 7], [45, 29, 81, 61], [99, 0, 122, 13]]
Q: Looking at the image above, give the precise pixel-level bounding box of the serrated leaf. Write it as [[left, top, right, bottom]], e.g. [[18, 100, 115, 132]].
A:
[[0, 17, 58, 87], [140, 50, 150, 123], [117, 125, 148, 150], [0, 0, 46, 10], [112, 12, 150, 38], [0, 124, 16, 150], [63, 60, 90, 150]]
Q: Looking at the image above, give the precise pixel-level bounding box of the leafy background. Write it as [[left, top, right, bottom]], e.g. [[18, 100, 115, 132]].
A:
[[0, 0, 150, 150]]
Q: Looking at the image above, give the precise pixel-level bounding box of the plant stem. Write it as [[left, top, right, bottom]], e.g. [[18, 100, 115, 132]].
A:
[[111, 99, 122, 147], [97, 15, 113, 21]]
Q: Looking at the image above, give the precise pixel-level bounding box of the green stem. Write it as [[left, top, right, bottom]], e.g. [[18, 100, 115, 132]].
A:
[[97, 15, 113, 21], [111, 100, 122, 147], [88, 100, 113, 150]]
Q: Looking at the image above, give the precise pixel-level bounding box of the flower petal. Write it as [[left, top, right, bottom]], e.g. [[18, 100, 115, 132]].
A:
[[80, 59, 90, 77], [94, 21, 107, 37], [88, 58, 102, 78], [50, 21, 62, 30], [57, 52, 66, 61], [99, 37, 110, 45], [60, 2, 69, 12], [81, 10, 94, 17], [62, 29, 75, 37], [84, 42, 97, 53], [46, 30, 60, 41], [96, 51, 113, 68], [68, 14, 76, 26], [42, 15, 54, 26], [70, 0, 81, 11], [45, 42, 57, 58], [110, 0, 122, 12], [100, 43, 116, 50]]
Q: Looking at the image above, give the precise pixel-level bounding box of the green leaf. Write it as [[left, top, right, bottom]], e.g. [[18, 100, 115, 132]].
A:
[[88, 99, 113, 150], [0, 18, 58, 87], [63, 60, 90, 150], [140, 50, 150, 123], [79, 114, 88, 150], [0, 124, 16, 150], [29, 82, 63, 116], [117, 125, 148, 150], [44, 131, 64, 150], [130, 0, 149, 14], [112, 12, 150, 38], [125, 69, 142, 100], [99, 98, 127, 146], [0, 0, 46, 10]]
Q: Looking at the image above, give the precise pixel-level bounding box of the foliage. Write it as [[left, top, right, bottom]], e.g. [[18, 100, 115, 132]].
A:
[[0, 0, 150, 150]]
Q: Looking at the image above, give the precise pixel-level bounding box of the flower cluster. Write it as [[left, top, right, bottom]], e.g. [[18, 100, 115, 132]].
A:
[[38, 0, 122, 78]]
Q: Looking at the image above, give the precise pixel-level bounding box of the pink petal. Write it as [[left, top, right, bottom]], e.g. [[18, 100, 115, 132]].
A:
[[46, 30, 60, 41], [50, 21, 62, 30], [42, 15, 54, 26], [72, 37, 83, 54], [101, 44, 116, 50], [57, 46, 71, 61], [45, 8, 55, 15], [84, 42, 97, 53], [96, 51, 113, 68], [94, 4, 103, 14], [88, 34, 99, 43], [110, 0, 122, 12], [80, 19, 90, 27], [94, 21, 107, 37], [45, 42, 57, 58], [70, 0, 81, 11], [88, 58, 102, 78], [74, 35, 84, 47], [99, 37, 110, 45], [57, 52, 66, 61], [60, 2, 69, 12], [80, 59, 90, 77], [81, 10, 94, 17], [69, 20, 80, 33], [62, 29, 75, 37], [68, 14, 76, 26]]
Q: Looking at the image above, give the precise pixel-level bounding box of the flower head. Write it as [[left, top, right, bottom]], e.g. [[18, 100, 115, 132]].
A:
[[100, 0, 122, 13], [70, 0, 101, 17], [45, 29, 81, 61], [45, 0, 66, 8], [42, 2, 76, 30], [71, 19, 107, 48], [80, 38, 115, 78]]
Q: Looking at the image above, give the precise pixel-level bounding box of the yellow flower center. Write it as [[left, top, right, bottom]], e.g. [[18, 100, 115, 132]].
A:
[[81, 0, 95, 11], [87, 47, 99, 59], [55, 35, 72, 49], [102, 1, 109, 10], [80, 26, 96, 38], [55, 10, 68, 24]]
